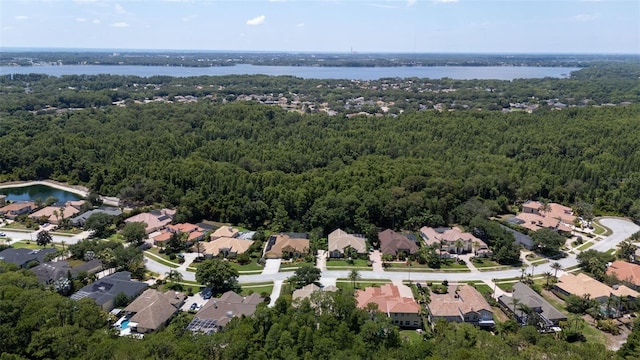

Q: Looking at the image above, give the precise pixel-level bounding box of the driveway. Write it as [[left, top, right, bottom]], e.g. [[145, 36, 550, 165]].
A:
[[180, 292, 209, 312], [262, 259, 282, 275], [369, 250, 384, 272]]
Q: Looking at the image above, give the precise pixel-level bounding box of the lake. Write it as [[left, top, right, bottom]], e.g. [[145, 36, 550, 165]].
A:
[[0, 64, 579, 81], [0, 185, 83, 203]]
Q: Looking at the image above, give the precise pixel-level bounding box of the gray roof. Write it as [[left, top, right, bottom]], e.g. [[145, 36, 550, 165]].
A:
[[498, 282, 566, 322], [187, 291, 263, 333], [500, 225, 534, 249], [71, 208, 122, 226], [30, 261, 72, 284], [71, 259, 103, 275], [0, 248, 57, 268], [71, 271, 147, 310]]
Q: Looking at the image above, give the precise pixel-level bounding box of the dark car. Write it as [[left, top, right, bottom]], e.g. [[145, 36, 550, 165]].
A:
[[202, 289, 212, 299], [189, 302, 198, 311]]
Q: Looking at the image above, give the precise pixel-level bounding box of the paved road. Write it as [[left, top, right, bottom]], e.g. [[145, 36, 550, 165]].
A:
[[141, 217, 639, 286], [0, 228, 92, 245]]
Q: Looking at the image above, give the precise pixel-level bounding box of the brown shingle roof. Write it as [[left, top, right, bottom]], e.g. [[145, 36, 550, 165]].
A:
[[124, 289, 185, 331], [265, 234, 309, 258], [378, 229, 418, 256]]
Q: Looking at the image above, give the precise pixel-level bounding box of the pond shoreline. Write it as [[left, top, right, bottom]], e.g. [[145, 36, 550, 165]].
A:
[[0, 180, 121, 206]]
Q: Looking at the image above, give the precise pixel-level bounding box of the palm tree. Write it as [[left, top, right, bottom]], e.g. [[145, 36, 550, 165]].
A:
[[454, 239, 464, 255], [551, 262, 562, 279], [165, 269, 183, 284], [520, 268, 527, 280], [348, 269, 361, 289], [511, 296, 521, 322], [543, 271, 553, 288]]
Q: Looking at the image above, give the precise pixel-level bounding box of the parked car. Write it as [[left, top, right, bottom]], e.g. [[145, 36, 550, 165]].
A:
[[202, 289, 212, 299], [0, 232, 6, 237], [189, 302, 198, 311]]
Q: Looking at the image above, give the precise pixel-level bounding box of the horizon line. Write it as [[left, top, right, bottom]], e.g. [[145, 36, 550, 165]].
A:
[[1, 47, 639, 57]]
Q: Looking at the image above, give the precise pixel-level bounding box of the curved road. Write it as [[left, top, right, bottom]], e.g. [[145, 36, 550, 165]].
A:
[[141, 217, 640, 284]]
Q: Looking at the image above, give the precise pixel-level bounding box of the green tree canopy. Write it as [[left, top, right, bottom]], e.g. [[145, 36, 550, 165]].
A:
[[195, 259, 239, 293]]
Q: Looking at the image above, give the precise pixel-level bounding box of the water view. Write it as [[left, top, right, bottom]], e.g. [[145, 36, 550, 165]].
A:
[[0, 184, 83, 203], [0, 64, 579, 81]]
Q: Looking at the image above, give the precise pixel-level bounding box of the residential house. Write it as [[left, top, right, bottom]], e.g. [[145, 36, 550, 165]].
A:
[[30, 260, 72, 284], [378, 229, 418, 258], [29, 205, 80, 225], [606, 261, 640, 290], [203, 237, 254, 258], [122, 289, 186, 334], [186, 291, 263, 334], [125, 209, 175, 234], [420, 226, 490, 256], [554, 273, 639, 304], [152, 222, 205, 247], [292, 283, 338, 303], [0, 201, 35, 220], [498, 282, 566, 327], [511, 201, 576, 233], [0, 195, 6, 206], [500, 225, 535, 250], [327, 228, 367, 258], [210, 226, 239, 241], [0, 248, 57, 268], [70, 208, 123, 227], [427, 285, 495, 328], [264, 233, 310, 259], [70, 271, 148, 311], [356, 284, 422, 329]]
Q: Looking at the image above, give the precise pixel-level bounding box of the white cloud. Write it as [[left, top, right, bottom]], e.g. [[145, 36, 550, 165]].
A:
[[407, 0, 417, 6], [296, 23, 304, 27], [115, 3, 129, 15], [76, 17, 87, 22], [573, 13, 599, 22], [15, 15, 29, 20], [246, 15, 265, 25], [93, 19, 101, 24], [433, 0, 457, 3], [111, 22, 129, 27]]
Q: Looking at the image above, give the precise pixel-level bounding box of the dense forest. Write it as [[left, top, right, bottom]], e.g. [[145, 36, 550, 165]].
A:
[[2, 266, 640, 360], [1, 98, 639, 237]]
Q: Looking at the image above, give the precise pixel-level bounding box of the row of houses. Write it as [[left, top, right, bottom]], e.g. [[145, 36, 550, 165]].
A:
[[0, 199, 123, 227]]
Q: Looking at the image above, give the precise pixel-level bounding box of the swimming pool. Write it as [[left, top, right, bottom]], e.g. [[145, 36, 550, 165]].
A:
[[120, 319, 130, 329]]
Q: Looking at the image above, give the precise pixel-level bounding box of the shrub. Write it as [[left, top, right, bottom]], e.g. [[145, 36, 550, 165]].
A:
[[596, 319, 621, 335], [169, 253, 177, 260]]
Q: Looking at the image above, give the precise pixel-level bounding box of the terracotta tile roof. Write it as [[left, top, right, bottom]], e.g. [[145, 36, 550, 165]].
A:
[[428, 285, 493, 319], [167, 223, 201, 234], [356, 284, 420, 314], [517, 201, 576, 232], [125, 209, 174, 234], [328, 228, 367, 254], [607, 261, 640, 286], [29, 205, 80, 224]]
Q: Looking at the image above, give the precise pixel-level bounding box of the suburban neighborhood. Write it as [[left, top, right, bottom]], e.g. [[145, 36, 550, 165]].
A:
[[1, 189, 640, 348]]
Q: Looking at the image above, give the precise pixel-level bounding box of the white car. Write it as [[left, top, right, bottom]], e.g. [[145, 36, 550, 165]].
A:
[[0, 232, 6, 237]]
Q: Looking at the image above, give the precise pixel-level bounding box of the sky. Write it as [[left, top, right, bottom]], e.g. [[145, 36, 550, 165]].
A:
[[1, 0, 639, 54]]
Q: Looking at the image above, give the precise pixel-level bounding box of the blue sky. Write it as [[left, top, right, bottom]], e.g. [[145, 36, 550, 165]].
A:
[[1, 0, 638, 53]]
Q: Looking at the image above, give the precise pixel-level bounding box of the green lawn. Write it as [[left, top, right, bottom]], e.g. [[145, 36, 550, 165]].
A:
[[496, 282, 516, 292], [592, 220, 612, 236], [3, 222, 35, 231], [240, 282, 274, 296], [144, 251, 179, 268], [530, 259, 550, 265], [336, 279, 391, 292], [106, 233, 126, 242], [147, 247, 177, 262], [325, 259, 370, 268], [228, 259, 264, 272], [51, 228, 83, 235], [400, 330, 424, 344], [11, 241, 61, 250], [471, 259, 504, 268], [576, 242, 594, 251]]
